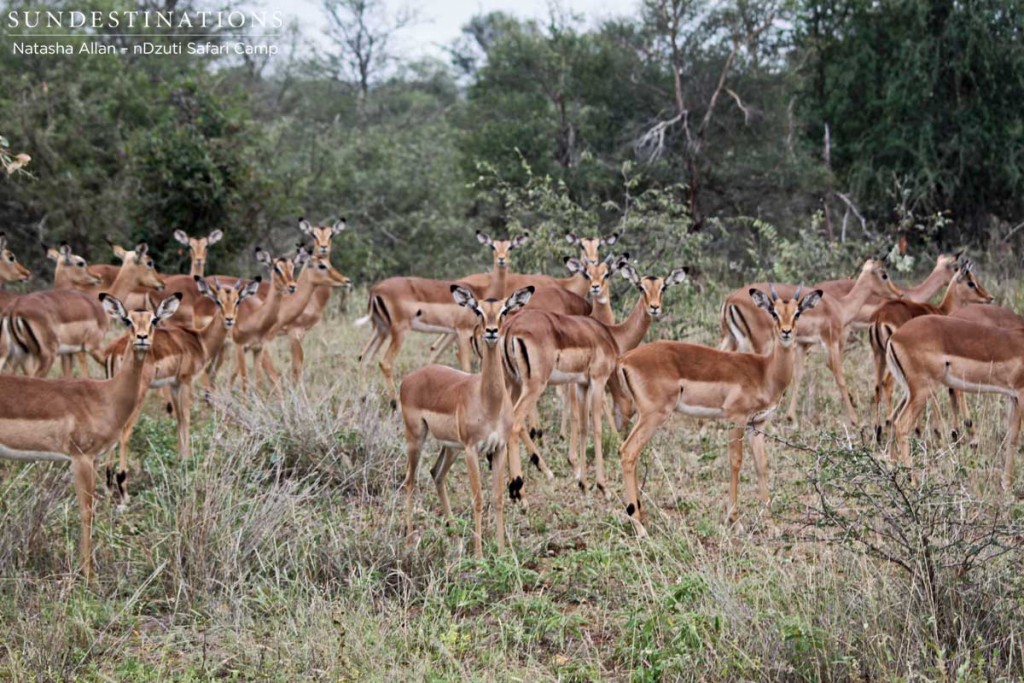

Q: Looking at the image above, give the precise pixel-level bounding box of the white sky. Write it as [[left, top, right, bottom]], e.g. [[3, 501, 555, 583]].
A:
[[282, 0, 641, 62]]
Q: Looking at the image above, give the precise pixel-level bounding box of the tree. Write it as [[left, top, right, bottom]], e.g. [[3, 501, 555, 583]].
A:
[[320, 0, 417, 99]]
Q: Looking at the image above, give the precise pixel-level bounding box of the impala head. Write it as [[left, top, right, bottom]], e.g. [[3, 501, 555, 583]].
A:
[[565, 252, 625, 301], [47, 243, 101, 287], [566, 232, 619, 262], [113, 242, 166, 291], [100, 292, 182, 352], [305, 251, 351, 288], [0, 233, 31, 283], [299, 217, 346, 256], [174, 229, 223, 275], [195, 275, 259, 328], [750, 286, 823, 347], [451, 284, 534, 345], [255, 247, 305, 295], [477, 231, 528, 269], [616, 257, 689, 318], [954, 259, 994, 304], [858, 258, 901, 299]]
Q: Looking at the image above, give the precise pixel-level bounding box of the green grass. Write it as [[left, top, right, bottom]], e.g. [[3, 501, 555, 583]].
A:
[[1, 285, 1023, 681]]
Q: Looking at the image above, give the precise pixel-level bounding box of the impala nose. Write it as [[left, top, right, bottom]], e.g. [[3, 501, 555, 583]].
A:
[[649, 305, 662, 317], [483, 329, 499, 344], [287, 284, 297, 294]]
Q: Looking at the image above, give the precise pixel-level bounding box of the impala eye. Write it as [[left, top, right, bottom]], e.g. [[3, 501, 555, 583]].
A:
[[7, 254, 14, 263], [968, 281, 976, 289], [881, 273, 889, 280], [77, 261, 85, 268]]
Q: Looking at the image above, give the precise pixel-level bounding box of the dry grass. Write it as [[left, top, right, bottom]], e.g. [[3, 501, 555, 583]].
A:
[[1, 284, 1023, 682]]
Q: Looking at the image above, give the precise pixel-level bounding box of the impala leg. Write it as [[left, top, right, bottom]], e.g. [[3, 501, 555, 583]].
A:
[[785, 344, 807, 423], [60, 354, 73, 378], [558, 385, 571, 442], [591, 381, 611, 499], [893, 390, 929, 469], [233, 343, 248, 392], [115, 402, 146, 503], [573, 384, 588, 490], [618, 408, 671, 537], [748, 426, 770, 508], [454, 331, 473, 373], [1003, 394, 1023, 491], [727, 425, 745, 524], [402, 427, 425, 543], [171, 383, 192, 460], [508, 383, 544, 502], [825, 339, 859, 427], [464, 446, 484, 559], [71, 453, 97, 582], [379, 327, 408, 407], [871, 339, 888, 443], [288, 329, 305, 382], [491, 446, 507, 553], [430, 447, 456, 521], [948, 388, 974, 443], [427, 332, 456, 365], [77, 351, 90, 377]]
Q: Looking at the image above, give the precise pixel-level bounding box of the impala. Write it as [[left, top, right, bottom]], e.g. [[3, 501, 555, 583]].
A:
[[226, 247, 302, 391], [0, 292, 181, 580], [502, 259, 687, 499], [400, 285, 534, 558], [173, 229, 224, 277], [1, 242, 166, 377], [0, 233, 31, 293], [887, 313, 1024, 489], [104, 276, 258, 499], [869, 260, 993, 441], [617, 286, 822, 536], [718, 259, 900, 425], [259, 252, 351, 381]]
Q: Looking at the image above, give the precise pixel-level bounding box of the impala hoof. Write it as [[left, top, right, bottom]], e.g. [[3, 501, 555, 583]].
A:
[[389, 399, 397, 411], [508, 476, 523, 501], [530, 453, 541, 471], [486, 452, 494, 470]]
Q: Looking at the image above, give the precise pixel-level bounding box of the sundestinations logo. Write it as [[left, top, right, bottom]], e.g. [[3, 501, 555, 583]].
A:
[[5, 10, 285, 30]]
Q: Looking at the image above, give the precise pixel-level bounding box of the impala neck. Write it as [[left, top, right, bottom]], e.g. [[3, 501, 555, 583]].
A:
[[590, 290, 614, 325], [284, 269, 321, 319], [606, 294, 651, 353], [558, 273, 590, 298], [198, 309, 229, 358], [250, 281, 285, 331], [110, 347, 156, 425], [106, 266, 143, 301], [765, 338, 798, 398], [902, 264, 950, 304], [835, 273, 879, 327], [488, 261, 508, 299], [479, 339, 505, 416]]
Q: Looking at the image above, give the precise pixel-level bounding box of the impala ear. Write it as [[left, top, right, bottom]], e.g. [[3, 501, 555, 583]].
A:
[[664, 267, 689, 288], [46, 246, 61, 263], [59, 243, 74, 264], [207, 229, 224, 245], [502, 286, 534, 315], [254, 247, 272, 266], [602, 232, 619, 246], [294, 246, 311, 267], [476, 231, 493, 248], [134, 242, 149, 259], [565, 257, 587, 276], [194, 275, 215, 299], [618, 258, 640, 287], [750, 288, 775, 314], [240, 278, 261, 299], [173, 230, 190, 247], [111, 244, 127, 261], [511, 232, 530, 249], [298, 218, 313, 234], [153, 292, 183, 324], [0, 233, 6, 252], [565, 232, 579, 245], [332, 218, 347, 234], [99, 293, 130, 325], [451, 284, 481, 314], [798, 289, 823, 314]]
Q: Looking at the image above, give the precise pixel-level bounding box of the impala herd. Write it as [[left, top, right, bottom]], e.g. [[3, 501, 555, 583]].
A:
[[0, 223, 1020, 577]]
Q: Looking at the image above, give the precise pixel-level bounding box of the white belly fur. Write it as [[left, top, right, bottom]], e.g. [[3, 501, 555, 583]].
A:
[[0, 443, 72, 463]]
